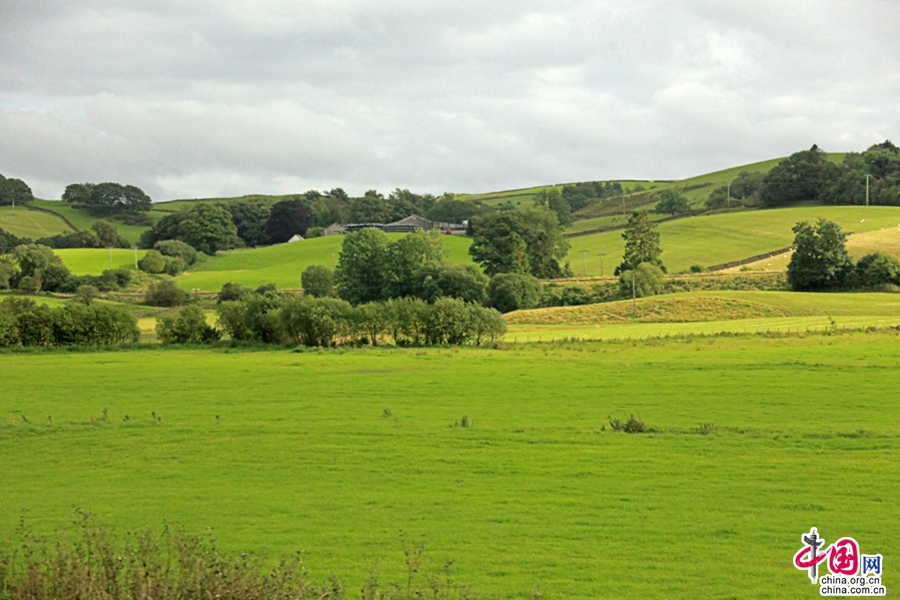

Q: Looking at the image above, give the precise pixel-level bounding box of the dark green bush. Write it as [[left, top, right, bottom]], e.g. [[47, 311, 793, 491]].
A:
[[157, 305, 220, 344], [138, 250, 166, 274], [217, 282, 249, 304], [301, 265, 334, 298], [487, 272, 542, 313], [144, 279, 189, 307], [154, 239, 198, 265]]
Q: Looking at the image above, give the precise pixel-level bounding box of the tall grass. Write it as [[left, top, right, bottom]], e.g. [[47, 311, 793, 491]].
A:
[[0, 514, 478, 600]]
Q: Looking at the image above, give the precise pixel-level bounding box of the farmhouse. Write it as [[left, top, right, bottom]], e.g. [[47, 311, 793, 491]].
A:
[[343, 214, 466, 234]]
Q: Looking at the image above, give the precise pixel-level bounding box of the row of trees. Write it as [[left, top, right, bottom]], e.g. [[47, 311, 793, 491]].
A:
[[63, 182, 152, 215], [0, 296, 139, 347], [158, 290, 506, 347], [0, 242, 133, 293]]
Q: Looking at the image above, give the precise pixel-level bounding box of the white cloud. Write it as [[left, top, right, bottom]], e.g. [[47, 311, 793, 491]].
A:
[[1, 0, 899, 199]]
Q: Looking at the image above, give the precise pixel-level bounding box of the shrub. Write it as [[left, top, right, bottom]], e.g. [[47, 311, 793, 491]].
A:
[[690, 264, 707, 273], [618, 262, 665, 298], [608, 414, 647, 434], [384, 297, 428, 345], [279, 295, 353, 347], [138, 250, 166, 274], [301, 265, 334, 298], [15, 306, 55, 346], [422, 297, 471, 345], [217, 282, 249, 304], [157, 305, 220, 344], [154, 239, 198, 265], [144, 279, 189, 307], [856, 252, 900, 287], [215, 300, 252, 340], [73, 284, 101, 305], [163, 255, 186, 276], [242, 290, 283, 343], [103, 268, 132, 289], [487, 272, 542, 313], [306, 226, 324, 238], [467, 304, 507, 345], [354, 302, 388, 345], [17, 275, 38, 293]]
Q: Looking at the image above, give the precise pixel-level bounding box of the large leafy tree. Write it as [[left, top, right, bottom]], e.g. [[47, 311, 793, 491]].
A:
[[615, 211, 665, 275], [786, 219, 854, 291], [653, 189, 690, 216], [469, 207, 570, 278], [534, 188, 572, 226], [62, 182, 151, 214], [141, 204, 240, 254], [0, 174, 34, 206], [224, 201, 271, 247], [335, 228, 391, 304], [265, 198, 315, 243]]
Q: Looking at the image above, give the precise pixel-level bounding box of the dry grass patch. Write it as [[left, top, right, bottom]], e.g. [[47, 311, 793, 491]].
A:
[[506, 295, 788, 325]]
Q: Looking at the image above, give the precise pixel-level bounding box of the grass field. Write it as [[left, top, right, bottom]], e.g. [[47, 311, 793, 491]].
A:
[[0, 206, 73, 239], [55, 248, 141, 274], [178, 234, 474, 291], [28, 199, 166, 245], [1, 334, 897, 598], [565, 205, 900, 276]]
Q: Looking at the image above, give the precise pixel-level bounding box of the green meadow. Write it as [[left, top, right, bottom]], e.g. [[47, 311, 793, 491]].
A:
[[566, 205, 900, 276], [1, 334, 897, 599], [0, 206, 73, 239]]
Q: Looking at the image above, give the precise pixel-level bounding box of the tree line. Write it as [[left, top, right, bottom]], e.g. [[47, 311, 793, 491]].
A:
[[0, 296, 139, 348], [157, 289, 506, 348]]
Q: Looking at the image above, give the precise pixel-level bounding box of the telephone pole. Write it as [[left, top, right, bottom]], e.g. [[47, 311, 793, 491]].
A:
[[598, 252, 606, 277], [581, 249, 588, 277], [866, 174, 870, 206]]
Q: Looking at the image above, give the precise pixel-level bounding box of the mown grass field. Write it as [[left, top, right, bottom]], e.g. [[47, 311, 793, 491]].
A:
[[1, 334, 897, 599], [565, 205, 900, 276], [0, 206, 73, 239], [26, 199, 166, 245]]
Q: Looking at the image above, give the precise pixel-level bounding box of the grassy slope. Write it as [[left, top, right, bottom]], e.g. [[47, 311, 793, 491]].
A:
[[457, 181, 667, 208], [186, 234, 472, 291], [0, 206, 72, 238], [27, 199, 167, 245], [1, 336, 898, 598], [55, 248, 140, 274], [565, 205, 900, 276]]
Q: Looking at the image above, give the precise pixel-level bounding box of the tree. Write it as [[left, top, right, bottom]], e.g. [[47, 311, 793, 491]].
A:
[[0, 174, 34, 206], [335, 228, 391, 305], [382, 230, 445, 299], [143, 204, 240, 254], [265, 198, 315, 243], [349, 190, 392, 223], [91, 220, 131, 248], [62, 182, 151, 214], [759, 145, 839, 207], [534, 189, 572, 227], [0, 227, 29, 254], [855, 252, 900, 287], [615, 211, 665, 275], [425, 196, 484, 223], [223, 201, 272, 247], [653, 189, 690, 216], [486, 273, 543, 313], [469, 207, 570, 278], [415, 263, 488, 304], [786, 219, 855, 291], [73, 285, 101, 305], [617, 263, 664, 299], [301, 265, 334, 298]]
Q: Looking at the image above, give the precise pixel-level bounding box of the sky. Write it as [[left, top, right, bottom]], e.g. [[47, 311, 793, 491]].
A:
[[1, 0, 899, 201]]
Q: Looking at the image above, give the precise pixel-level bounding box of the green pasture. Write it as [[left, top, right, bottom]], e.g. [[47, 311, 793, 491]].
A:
[[1, 334, 898, 598], [178, 234, 475, 291], [55, 248, 140, 274], [0, 206, 72, 239], [566, 205, 900, 276], [28, 199, 163, 245]]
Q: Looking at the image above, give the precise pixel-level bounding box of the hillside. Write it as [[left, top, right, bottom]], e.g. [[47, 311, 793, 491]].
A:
[[564, 205, 900, 276]]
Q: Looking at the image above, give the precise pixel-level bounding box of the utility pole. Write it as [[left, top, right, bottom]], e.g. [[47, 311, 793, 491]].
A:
[[598, 252, 606, 277], [632, 269, 636, 317], [727, 183, 731, 209], [134, 246, 138, 268], [108, 247, 113, 269], [580, 249, 588, 277], [331, 252, 336, 268], [866, 174, 870, 206]]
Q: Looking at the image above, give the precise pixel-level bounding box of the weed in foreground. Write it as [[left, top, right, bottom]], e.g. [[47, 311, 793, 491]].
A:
[[608, 414, 647, 434]]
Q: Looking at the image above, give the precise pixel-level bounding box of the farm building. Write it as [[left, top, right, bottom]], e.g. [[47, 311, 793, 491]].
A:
[[343, 215, 466, 234]]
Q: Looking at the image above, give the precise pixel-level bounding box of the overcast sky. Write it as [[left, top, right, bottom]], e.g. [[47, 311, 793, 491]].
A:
[[1, 0, 899, 201]]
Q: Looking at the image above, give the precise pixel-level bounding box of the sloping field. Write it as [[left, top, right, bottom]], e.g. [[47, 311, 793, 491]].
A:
[[55, 248, 140, 274], [565, 205, 900, 276], [178, 233, 475, 291], [458, 181, 664, 208], [730, 227, 900, 272], [28, 199, 165, 245], [1, 335, 898, 598], [0, 206, 72, 239]]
